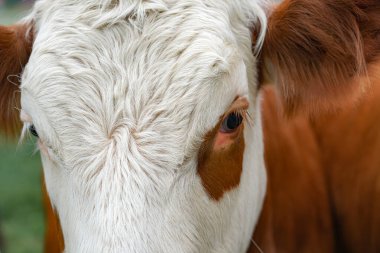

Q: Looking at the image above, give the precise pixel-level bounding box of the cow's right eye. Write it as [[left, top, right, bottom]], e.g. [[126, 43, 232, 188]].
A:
[[29, 124, 39, 138]]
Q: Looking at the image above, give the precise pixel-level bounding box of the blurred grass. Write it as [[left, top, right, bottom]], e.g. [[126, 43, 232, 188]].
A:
[[0, 137, 43, 253], [0, 4, 31, 25], [0, 3, 44, 253]]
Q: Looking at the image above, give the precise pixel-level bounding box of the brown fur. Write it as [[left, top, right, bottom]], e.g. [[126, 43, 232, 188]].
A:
[[248, 86, 335, 253], [311, 64, 380, 253], [263, 0, 380, 114], [256, 1, 380, 250], [0, 24, 33, 137], [197, 119, 245, 201]]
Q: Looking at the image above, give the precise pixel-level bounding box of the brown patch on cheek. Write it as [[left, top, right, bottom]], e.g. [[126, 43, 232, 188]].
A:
[[197, 124, 245, 201]]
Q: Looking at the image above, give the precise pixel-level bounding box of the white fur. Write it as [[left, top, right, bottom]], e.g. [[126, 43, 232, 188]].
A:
[[20, 0, 268, 252]]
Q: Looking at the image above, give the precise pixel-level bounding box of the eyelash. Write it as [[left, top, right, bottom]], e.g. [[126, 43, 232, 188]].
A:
[[20, 122, 35, 142], [230, 109, 252, 125], [21, 124, 59, 162]]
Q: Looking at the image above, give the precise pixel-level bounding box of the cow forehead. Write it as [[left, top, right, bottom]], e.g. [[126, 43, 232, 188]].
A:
[[21, 0, 257, 164]]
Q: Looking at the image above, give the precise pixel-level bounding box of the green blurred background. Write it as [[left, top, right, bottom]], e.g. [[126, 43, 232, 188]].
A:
[[0, 1, 43, 253]]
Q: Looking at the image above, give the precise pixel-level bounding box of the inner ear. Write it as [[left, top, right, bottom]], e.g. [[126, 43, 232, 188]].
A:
[[0, 23, 34, 137]]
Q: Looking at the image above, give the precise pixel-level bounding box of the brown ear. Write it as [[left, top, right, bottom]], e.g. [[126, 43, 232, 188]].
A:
[[0, 23, 33, 137], [262, 0, 380, 114]]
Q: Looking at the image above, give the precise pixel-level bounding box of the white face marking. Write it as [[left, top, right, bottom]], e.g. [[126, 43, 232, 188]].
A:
[[20, 0, 267, 252]]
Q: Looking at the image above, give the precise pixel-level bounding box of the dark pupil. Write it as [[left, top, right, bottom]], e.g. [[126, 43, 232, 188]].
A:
[[226, 113, 243, 130], [29, 125, 39, 138]]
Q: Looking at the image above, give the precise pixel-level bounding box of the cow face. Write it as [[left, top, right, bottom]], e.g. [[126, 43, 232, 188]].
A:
[[1, 0, 378, 252], [18, 1, 268, 252]]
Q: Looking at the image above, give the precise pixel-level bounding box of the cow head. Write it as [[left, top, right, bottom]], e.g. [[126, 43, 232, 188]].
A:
[[0, 0, 379, 252]]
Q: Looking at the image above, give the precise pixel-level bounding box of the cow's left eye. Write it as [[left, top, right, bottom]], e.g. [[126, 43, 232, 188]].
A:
[[220, 113, 243, 133], [29, 124, 39, 138]]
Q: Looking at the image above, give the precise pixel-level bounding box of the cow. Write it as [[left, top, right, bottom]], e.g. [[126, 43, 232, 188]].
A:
[[0, 0, 379, 252]]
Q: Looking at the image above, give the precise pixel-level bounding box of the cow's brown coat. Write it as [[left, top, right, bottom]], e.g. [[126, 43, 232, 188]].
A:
[[311, 69, 380, 252], [249, 86, 335, 253]]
